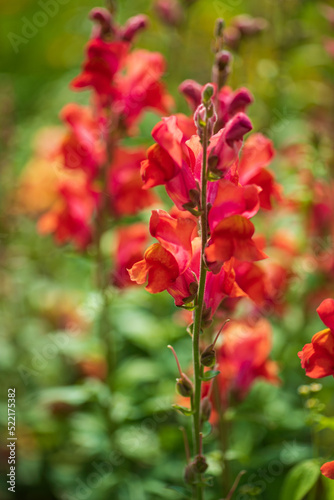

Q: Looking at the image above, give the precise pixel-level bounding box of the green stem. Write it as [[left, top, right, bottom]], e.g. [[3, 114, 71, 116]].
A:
[[192, 124, 209, 500], [95, 132, 115, 384]]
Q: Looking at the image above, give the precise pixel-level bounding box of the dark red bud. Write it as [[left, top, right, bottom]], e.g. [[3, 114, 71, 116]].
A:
[[215, 18, 225, 38], [225, 112, 252, 146], [216, 50, 232, 70], [179, 79, 203, 111], [120, 14, 148, 42], [201, 397, 212, 422], [228, 88, 253, 116], [89, 7, 115, 37], [233, 15, 268, 36], [154, 0, 184, 27]]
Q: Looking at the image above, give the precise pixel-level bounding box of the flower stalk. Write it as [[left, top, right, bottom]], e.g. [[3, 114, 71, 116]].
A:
[[191, 86, 214, 499]]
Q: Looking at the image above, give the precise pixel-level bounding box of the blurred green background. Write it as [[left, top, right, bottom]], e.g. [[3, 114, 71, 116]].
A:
[[1, 0, 334, 499]]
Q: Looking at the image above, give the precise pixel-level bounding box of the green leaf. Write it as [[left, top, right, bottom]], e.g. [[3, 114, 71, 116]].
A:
[[201, 370, 220, 381], [279, 459, 320, 500], [166, 485, 190, 498], [171, 404, 194, 416], [202, 421, 212, 437]]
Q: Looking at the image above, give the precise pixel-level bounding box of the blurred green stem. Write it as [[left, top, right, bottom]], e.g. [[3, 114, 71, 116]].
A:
[[95, 134, 115, 386], [191, 121, 209, 500]]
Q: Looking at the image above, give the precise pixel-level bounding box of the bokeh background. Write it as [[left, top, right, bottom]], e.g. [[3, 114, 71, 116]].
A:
[[1, 0, 334, 499]]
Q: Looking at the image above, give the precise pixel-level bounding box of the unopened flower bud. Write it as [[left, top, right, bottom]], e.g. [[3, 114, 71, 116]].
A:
[[201, 345, 216, 367], [233, 15, 268, 37], [202, 83, 214, 104], [215, 18, 225, 38], [154, 0, 184, 27], [228, 88, 253, 116], [224, 112, 252, 146], [89, 8, 115, 38], [179, 79, 203, 111], [120, 15, 148, 42], [168, 345, 193, 397], [216, 50, 232, 70], [177, 373, 193, 397], [201, 396, 212, 422]]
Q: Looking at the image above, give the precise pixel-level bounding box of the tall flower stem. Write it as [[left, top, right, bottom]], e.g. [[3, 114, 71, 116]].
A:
[[191, 119, 209, 500]]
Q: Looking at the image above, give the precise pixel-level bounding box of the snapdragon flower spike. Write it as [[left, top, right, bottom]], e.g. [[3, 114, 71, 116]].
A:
[[168, 345, 193, 397], [298, 299, 334, 378]]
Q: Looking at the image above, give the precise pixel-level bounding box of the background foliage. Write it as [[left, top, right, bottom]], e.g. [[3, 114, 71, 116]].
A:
[[1, 0, 334, 499]]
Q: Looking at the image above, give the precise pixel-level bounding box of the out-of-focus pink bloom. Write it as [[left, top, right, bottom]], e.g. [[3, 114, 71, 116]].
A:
[[37, 176, 99, 250], [108, 146, 159, 216], [71, 38, 129, 102], [216, 318, 280, 402], [114, 49, 174, 130], [111, 223, 150, 288], [154, 0, 184, 27], [60, 103, 106, 179]]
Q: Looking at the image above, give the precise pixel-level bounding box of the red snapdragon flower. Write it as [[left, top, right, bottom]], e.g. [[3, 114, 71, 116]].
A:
[[298, 299, 334, 378], [321, 461, 334, 479], [204, 180, 266, 272], [238, 133, 281, 210], [129, 210, 197, 295]]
